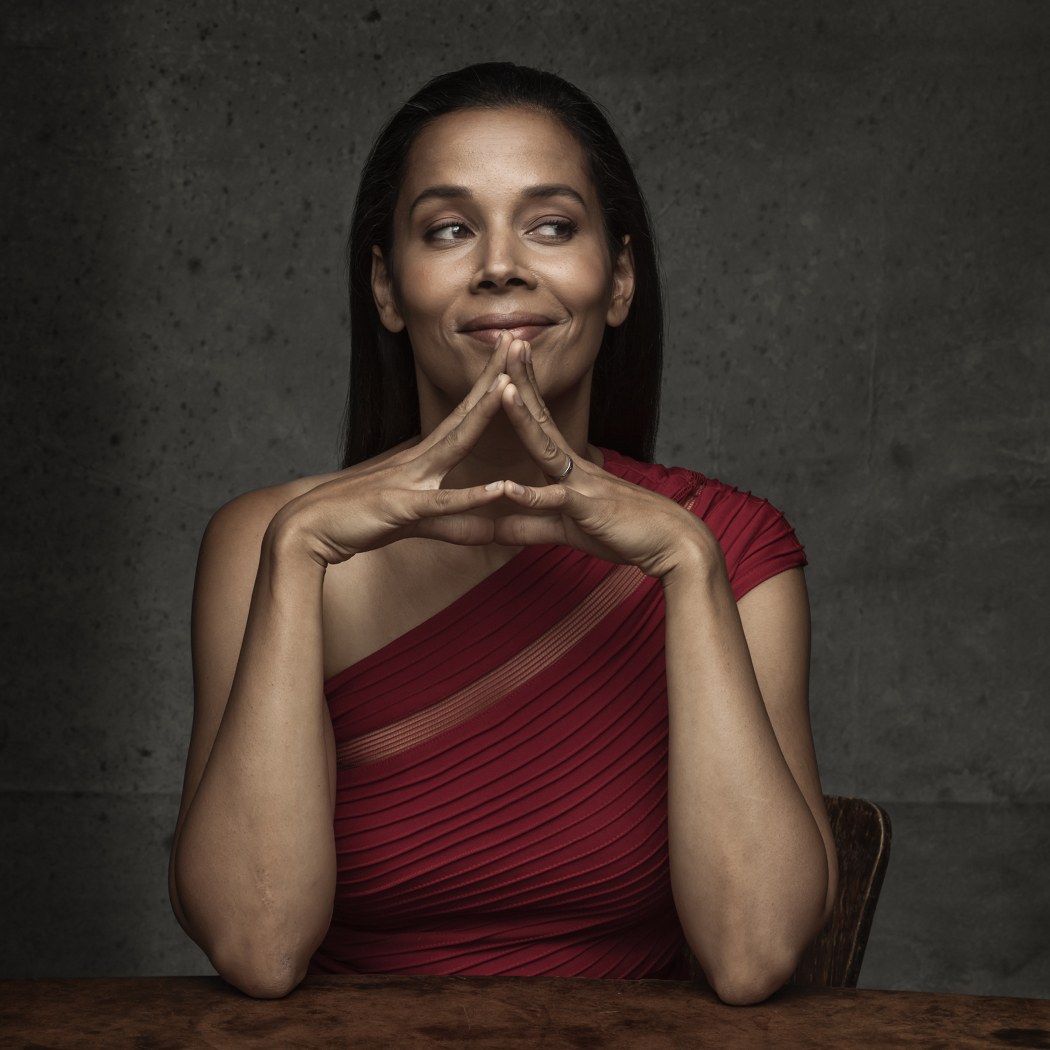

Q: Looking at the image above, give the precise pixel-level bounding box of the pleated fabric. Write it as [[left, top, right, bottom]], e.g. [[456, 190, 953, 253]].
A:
[[309, 452, 807, 979]]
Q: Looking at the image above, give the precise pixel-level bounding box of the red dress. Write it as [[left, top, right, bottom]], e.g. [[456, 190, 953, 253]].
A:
[[309, 450, 807, 979]]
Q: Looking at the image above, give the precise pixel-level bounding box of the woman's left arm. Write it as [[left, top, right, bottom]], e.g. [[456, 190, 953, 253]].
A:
[[494, 340, 837, 1005], [662, 558, 837, 1004]]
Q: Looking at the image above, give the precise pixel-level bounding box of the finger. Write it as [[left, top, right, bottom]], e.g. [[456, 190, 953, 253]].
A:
[[452, 328, 511, 417], [416, 330, 511, 453], [496, 484, 624, 563], [505, 338, 572, 452], [414, 513, 496, 547], [500, 479, 585, 513], [413, 478, 507, 515], [492, 512, 569, 548], [423, 373, 511, 474], [501, 382, 576, 484]]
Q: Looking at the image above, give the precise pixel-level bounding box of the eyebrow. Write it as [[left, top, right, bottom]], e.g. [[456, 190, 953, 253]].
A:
[[522, 183, 588, 207], [408, 182, 588, 215]]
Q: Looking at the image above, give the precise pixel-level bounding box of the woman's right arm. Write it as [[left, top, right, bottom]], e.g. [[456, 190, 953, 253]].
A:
[[168, 349, 513, 998], [169, 487, 338, 999]]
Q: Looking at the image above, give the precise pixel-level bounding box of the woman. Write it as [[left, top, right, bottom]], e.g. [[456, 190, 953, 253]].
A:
[[169, 62, 838, 1004]]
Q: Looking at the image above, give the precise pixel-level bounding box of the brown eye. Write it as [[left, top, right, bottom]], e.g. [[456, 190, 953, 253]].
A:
[[428, 222, 472, 243], [531, 219, 578, 240]]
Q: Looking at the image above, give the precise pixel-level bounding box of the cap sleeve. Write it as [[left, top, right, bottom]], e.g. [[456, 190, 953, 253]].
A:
[[691, 479, 808, 601]]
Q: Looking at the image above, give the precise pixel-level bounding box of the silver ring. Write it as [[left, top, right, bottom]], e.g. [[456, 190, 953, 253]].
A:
[[546, 453, 574, 482]]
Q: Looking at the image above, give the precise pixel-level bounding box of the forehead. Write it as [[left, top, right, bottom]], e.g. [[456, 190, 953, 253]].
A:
[[400, 107, 594, 204]]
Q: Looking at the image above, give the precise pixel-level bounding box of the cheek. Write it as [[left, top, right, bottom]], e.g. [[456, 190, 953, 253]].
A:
[[393, 254, 463, 326], [533, 254, 613, 393], [549, 252, 613, 317], [394, 254, 477, 396]]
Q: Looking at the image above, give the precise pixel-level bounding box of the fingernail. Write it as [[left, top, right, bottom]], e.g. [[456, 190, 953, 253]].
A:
[[485, 480, 503, 491], [524, 343, 532, 363], [508, 481, 525, 495], [487, 375, 499, 392], [494, 329, 505, 347], [513, 388, 524, 406]]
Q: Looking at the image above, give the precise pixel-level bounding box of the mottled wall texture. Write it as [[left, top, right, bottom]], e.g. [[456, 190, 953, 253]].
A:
[[2, 0, 1047, 996]]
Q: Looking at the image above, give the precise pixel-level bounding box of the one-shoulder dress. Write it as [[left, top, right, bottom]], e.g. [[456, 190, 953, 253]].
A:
[[309, 450, 808, 980]]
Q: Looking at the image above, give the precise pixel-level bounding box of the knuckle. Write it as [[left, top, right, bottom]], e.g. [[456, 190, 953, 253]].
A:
[[429, 486, 463, 514], [382, 489, 412, 519], [540, 435, 560, 462], [440, 427, 463, 454]]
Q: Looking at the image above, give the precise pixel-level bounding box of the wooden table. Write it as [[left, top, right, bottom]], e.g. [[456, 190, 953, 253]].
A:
[[2, 974, 1047, 1049]]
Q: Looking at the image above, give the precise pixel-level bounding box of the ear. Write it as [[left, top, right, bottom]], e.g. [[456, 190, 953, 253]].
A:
[[606, 235, 636, 328], [371, 245, 406, 333]]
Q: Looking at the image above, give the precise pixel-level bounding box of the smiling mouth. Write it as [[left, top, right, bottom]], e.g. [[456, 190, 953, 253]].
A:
[[460, 314, 557, 347]]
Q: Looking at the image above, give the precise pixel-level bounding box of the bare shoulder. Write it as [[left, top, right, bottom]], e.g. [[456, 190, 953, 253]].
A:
[[197, 437, 419, 585], [192, 470, 346, 658], [193, 439, 423, 681], [202, 439, 420, 558], [202, 471, 342, 553], [188, 470, 346, 751]]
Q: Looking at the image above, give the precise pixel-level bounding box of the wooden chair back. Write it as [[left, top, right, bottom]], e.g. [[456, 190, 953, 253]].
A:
[[789, 795, 892, 987]]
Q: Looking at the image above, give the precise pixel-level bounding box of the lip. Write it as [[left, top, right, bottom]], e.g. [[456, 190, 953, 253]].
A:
[[459, 313, 558, 347]]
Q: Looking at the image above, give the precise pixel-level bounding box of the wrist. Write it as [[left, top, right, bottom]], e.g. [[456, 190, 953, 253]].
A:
[[264, 502, 335, 574], [658, 524, 727, 592]]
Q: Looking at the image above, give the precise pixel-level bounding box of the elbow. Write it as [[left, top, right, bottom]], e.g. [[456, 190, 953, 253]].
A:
[[211, 946, 307, 999], [198, 916, 318, 1000], [703, 944, 799, 1006], [171, 870, 331, 1000], [233, 970, 302, 1001], [709, 965, 789, 1006]]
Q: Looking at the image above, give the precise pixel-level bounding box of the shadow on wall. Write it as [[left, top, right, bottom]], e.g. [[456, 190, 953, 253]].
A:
[[0, 8, 213, 977]]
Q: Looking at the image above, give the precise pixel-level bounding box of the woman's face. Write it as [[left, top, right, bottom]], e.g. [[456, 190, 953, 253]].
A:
[[373, 106, 634, 423]]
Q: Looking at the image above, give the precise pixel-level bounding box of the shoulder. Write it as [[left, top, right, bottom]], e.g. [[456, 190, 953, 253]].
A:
[[202, 439, 417, 551], [599, 448, 807, 601], [598, 447, 703, 503], [192, 472, 345, 620], [198, 440, 422, 599], [202, 471, 343, 555], [696, 479, 807, 601]]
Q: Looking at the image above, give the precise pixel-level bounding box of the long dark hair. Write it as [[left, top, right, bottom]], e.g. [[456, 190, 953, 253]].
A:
[[342, 62, 663, 467]]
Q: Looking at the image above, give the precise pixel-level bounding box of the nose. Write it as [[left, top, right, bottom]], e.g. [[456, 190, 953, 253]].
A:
[[471, 226, 537, 292]]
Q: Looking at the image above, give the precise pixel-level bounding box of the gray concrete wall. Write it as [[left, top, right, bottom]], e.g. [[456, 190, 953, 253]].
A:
[[2, 0, 1047, 996]]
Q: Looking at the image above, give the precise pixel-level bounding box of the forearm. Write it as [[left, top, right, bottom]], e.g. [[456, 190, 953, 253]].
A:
[[662, 552, 828, 1001], [174, 524, 336, 994]]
